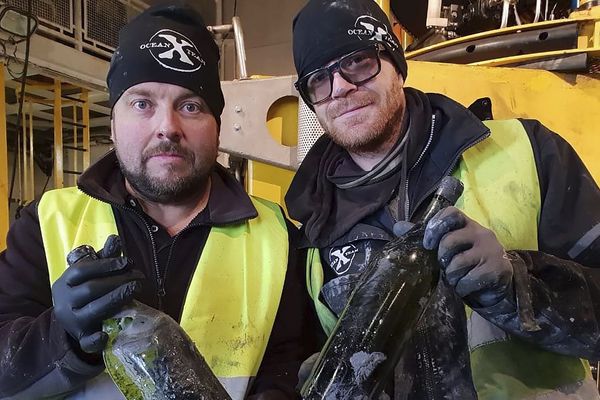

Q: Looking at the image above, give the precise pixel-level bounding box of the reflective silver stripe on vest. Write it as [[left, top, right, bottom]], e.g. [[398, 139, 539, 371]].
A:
[[568, 222, 600, 260], [219, 377, 253, 400], [63, 373, 251, 400], [523, 377, 600, 400], [65, 373, 124, 399], [467, 311, 509, 351]]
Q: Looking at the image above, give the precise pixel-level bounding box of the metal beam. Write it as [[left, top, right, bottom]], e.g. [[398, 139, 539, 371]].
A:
[[82, 90, 91, 170], [5, 35, 109, 91], [220, 76, 298, 170], [54, 80, 63, 189], [4, 80, 111, 116], [0, 65, 8, 250], [28, 103, 34, 199]]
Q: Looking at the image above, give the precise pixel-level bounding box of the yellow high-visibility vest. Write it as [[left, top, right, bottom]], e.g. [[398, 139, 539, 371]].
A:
[[307, 119, 596, 400], [39, 189, 288, 399]]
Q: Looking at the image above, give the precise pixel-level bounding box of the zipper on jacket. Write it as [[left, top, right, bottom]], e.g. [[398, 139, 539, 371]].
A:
[[78, 184, 252, 313], [78, 189, 164, 310], [406, 123, 491, 221], [403, 114, 437, 220], [398, 117, 491, 399]]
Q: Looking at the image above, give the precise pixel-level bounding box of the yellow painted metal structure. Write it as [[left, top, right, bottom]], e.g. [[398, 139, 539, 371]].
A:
[[405, 60, 600, 181], [0, 65, 8, 251], [373, 0, 390, 18], [406, 6, 600, 68], [0, 80, 93, 248], [248, 4, 600, 213], [247, 94, 298, 216], [247, 63, 600, 212]]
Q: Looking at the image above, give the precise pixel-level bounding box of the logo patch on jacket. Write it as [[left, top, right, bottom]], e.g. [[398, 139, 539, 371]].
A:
[[140, 29, 206, 72], [329, 244, 359, 275]]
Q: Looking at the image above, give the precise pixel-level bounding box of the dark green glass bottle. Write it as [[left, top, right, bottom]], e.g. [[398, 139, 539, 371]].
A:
[[301, 176, 464, 399]]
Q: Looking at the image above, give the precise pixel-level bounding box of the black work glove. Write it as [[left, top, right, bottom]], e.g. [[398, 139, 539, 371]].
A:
[[52, 235, 144, 353], [423, 206, 514, 307]]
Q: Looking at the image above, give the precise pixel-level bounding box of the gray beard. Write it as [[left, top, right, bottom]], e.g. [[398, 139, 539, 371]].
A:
[[118, 159, 211, 204]]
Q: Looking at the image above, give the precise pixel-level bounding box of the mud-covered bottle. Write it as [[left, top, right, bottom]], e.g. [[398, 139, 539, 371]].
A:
[[66, 245, 231, 400], [301, 176, 464, 400], [102, 301, 232, 400]]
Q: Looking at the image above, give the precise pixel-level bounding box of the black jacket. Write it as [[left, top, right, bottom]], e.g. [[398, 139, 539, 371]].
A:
[[286, 88, 600, 398], [0, 151, 318, 399]]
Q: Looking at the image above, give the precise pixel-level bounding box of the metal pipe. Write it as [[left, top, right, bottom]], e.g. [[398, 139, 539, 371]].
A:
[[0, 64, 9, 250], [500, 0, 510, 28], [373, 0, 390, 17], [53, 79, 63, 189], [21, 103, 27, 200], [215, 0, 223, 27], [514, 3, 522, 25], [534, 0, 542, 22], [213, 0, 225, 78], [208, 24, 233, 35], [74, 0, 83, 51], [72, 105, 78, 187], [232, 16, 248, 79], [28, 103, 33, 198], [82, 89, 90, 170]]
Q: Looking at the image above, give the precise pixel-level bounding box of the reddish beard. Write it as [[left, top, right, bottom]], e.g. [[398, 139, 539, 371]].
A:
[[319, 82, 405, 155]]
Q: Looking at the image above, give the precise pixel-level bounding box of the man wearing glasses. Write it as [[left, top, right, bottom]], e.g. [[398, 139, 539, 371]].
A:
[[286, 0, 600, 399]]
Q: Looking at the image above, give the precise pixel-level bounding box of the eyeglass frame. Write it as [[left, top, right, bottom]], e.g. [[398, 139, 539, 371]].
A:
[[295, 43, 386, 106]]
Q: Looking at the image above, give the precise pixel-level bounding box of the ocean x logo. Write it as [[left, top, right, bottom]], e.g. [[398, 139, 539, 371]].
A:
[[348, 15, 399, 50], [140, 29, 206, 72], [329, 244, 358, 275]]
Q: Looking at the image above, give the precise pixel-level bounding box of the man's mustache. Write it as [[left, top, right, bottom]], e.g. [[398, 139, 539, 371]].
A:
[[142, 143, 193, 163], [328, 93, 375, 118]]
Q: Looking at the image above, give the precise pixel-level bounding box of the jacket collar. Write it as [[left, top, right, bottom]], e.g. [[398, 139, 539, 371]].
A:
[[403, 90, 490, 220], [77, 150, 257, 225], [287, 88, 490, 247]]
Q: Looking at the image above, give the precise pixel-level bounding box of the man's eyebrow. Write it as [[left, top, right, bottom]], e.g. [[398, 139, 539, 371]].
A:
[[123, 89, 153, 99], [175, 92, 204, 102]]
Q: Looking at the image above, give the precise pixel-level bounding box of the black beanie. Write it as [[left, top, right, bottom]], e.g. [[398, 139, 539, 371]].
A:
[[107, 2, 224, 125], [293, 0, 408, 82]]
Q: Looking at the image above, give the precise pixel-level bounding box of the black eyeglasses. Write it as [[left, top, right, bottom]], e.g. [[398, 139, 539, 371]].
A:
[[295, 44, 384, 106]]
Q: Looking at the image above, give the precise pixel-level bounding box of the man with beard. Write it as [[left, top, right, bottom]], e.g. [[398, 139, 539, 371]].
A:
[[0, 3, 316, 399], [287, 0, 600, 399]]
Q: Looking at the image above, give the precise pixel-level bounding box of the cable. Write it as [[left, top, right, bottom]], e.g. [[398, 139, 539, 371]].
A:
[[513, 3, 522, 25], [41, 174, 51, 195], [500, 0, 510, 28], [534, 0, 542, 22], [8, 0, 34, 206]]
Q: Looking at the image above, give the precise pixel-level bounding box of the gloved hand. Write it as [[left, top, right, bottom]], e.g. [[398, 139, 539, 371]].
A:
[[423, 206, 513, 307], [52, 235, 144, 353], [392, 221, 415, 237], [297, 352, 320, 390]]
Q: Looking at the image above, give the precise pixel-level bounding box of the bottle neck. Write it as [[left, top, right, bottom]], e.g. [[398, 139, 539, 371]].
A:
[[419, 194, 453, 225]]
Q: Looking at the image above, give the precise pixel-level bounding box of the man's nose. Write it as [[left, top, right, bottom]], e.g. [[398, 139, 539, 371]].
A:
[[156, 108, 182, 141], [331, 72, 357, 99]]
